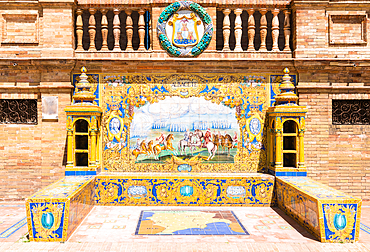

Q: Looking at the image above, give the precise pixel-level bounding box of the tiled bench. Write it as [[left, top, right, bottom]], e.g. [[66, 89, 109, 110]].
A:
[[26, 176, 95, 242], [276, 176, 362, 243], [95, 172, 275, 206]]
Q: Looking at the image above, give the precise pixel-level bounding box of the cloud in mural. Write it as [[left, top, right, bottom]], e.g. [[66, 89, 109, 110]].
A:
[[189, 97, 234, 115], [148, 97, 189, 118], [130, 111, 154, 138], [130, 96, 238, 137]]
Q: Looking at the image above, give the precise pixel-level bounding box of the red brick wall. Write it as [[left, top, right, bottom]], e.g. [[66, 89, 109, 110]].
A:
[[0, 86, 72, 200], [299, 88, 370, 202]]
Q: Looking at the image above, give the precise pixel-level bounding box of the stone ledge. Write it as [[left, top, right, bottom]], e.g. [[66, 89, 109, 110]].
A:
[[75, 50, 293, 60]]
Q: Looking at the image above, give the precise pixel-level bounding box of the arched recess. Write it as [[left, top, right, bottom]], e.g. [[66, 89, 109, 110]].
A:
[[282, 119, 298, 168], [74, 119, 90, 167]]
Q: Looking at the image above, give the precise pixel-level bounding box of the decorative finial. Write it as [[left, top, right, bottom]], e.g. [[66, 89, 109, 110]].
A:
[[274, 67, 298, 106], [72, 67, 97, 105]]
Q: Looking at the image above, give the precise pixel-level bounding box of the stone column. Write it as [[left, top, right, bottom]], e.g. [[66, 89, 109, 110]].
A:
[[275, 128, 283, 169], [76, 9, 84, 51], [113, 9, 121, 51], [234, 9, 243, 52], [259, 8, 267, 51], [138, 9, 146, 51], [126, 10, 133, 51], [272, 9, 280, 51], [66, 130, 73, 168], [283, 10, 291, 51], [298, 129, 305, 169], [90, 131, 97, 168], [88, 9, 97, 51], [101, 9, 109, 51], [269, 129, 274, 168], [222, 9, 231, 51], [247, 9, 255, 51]]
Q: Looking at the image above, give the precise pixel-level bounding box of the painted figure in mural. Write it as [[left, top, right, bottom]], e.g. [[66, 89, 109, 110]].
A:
[[233, 131, 238, 147], [153, 133, 177, 160], [135, 138, 141, 150], [132, 140, 150, 159], [221, 134, 234, 156], [204, 128, 212, 147], [156, 132, 166, 147], [184, 129, 190, 142], [109, 117, 121, 135], [178, 131, 195, 156]]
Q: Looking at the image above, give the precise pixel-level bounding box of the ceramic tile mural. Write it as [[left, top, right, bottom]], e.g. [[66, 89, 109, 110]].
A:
[[276, 177, 361, 243], [94, 173, 274, 206], [135, 210, 249, 235], [99, 73, 272, 173]]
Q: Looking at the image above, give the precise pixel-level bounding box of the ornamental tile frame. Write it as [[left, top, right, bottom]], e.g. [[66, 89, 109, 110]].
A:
[[83, 72, 283, 173]]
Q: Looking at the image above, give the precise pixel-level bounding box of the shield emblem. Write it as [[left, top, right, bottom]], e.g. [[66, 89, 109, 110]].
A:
[[169, 13, 200, 47]]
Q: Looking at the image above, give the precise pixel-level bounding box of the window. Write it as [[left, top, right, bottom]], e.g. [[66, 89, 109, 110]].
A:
[[332, 100, 370, 125], [0, 99, 37, 124]]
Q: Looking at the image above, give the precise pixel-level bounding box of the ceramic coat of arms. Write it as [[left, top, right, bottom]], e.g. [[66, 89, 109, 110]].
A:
[[157, 1, 213, 57]]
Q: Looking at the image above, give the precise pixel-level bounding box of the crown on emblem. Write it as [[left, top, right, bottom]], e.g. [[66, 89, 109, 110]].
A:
[[106, 96, 121, 111]]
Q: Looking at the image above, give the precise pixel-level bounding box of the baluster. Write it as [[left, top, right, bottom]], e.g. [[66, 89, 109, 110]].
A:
[[101, 9, 108, 51], [149, 15, 152, 50], [76, 9, 83, 51], [88, 9, 97, 51], [234, 9, 243, 52], [259, 8, 267, 51], [222, 9, 231, 51], [113, 9, 121, 51], [247, 9, 255, 51], [272, 9, 280, 51], [283, 10, 291, 51], [138, 9, 146, 51], [126, 10, 133, 51]]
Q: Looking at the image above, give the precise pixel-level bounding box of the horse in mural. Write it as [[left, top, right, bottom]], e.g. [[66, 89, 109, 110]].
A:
[[178, 132, 193, 156], [132, 140, 154, 159], [153, 133, 177, 160], [205, 141, 217, 160], [192, 130, 217, 160], [220, 134, 234, 156]]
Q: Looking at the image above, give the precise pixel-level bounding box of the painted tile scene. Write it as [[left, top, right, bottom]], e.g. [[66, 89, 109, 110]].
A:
[[130, 96, 239, 163]]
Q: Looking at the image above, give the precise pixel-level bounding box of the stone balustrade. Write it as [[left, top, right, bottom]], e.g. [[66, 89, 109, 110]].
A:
[[75, 6, 291, 55], [75, 8, 151, 52], [218, 8, 291, 52]]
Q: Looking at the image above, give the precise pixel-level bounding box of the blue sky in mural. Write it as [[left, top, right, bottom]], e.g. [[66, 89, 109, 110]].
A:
[[130, 96, 238, 139]]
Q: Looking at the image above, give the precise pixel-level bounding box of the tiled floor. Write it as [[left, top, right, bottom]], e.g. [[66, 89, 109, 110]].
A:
[[0, 202, 28, 242], [0, 202, 370, 251], [69, 205, 317, 243]]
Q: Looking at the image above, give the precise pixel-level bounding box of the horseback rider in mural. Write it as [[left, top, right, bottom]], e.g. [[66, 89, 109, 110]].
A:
[[156, 132, 166, 148], [203, 128, 212, 148]]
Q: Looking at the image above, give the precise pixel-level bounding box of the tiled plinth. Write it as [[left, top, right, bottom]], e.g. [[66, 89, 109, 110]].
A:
[[276, 176, 362, 243], [26, 176, 95, 242], [94, 173, 275, 206]]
